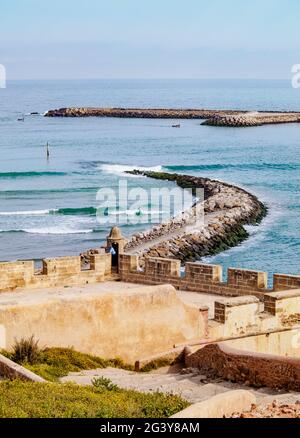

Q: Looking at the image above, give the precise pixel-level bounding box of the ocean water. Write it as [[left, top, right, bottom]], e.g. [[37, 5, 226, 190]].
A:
[[0, 79, 299, 279]]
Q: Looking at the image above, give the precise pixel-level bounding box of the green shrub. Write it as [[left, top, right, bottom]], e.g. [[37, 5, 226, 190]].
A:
[[92, 377, 119, 392], [4, 346, 134, 382], [11, 336, 40, 365], [4, 343, 178, 382], [0, 380, 189, 418]]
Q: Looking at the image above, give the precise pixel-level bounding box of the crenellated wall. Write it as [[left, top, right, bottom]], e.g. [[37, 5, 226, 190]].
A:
[[0, 251, 300, 365], [119, 254, 300, 299], [273, 273, 300, 292], [0, 254, 112, 292], [201, 287, 300, 359], [1, 251, 300, 303]]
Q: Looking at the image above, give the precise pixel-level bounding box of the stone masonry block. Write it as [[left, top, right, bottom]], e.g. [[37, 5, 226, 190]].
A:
[[227, 268, 267, 290], [185, 263, 222, 282]]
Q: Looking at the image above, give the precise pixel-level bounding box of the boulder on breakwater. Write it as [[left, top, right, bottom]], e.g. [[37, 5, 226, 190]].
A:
[[202, 114, 261, 127]]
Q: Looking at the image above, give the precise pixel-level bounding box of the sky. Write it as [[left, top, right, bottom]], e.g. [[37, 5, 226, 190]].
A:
[[0, 0, 299, 79]]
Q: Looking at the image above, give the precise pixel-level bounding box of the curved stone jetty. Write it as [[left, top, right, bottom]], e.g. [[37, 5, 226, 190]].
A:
[[45, 107, 300, 127], [124, 171, 267, 262]]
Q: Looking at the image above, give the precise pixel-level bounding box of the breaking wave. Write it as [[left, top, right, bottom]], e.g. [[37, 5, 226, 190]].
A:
[[99, 163, 163, 175]]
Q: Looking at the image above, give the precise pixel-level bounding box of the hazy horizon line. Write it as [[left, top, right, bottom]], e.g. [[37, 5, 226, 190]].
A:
[[5, 77, 291, 82]]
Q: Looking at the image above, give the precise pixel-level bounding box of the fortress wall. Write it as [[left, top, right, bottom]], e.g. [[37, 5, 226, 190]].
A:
[[2, 252, 298, 299], [0, 254, 111, 292], [264, 289, 300, 320], [0, 284, 208, 363], [273, 274, 300, 292], [120, 254, 300, 300], [119, 254, 270, 298], [225, 330, 300, 358], [208, 288, 300, 357], [213, 296, 259, 331], [1, 253, 300, 363], [0, 261, 35, 291], [208, 296, 262, 341]]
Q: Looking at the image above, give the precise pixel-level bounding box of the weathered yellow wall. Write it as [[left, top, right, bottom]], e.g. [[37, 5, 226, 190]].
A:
[[226, 331, 300, 358], [0, 283, 207, 363], [207, 289, 300, 359]]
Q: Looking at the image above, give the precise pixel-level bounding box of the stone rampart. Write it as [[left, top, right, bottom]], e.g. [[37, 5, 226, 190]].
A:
[[119, 254, 300, 299], [0, 254, 111, 292]]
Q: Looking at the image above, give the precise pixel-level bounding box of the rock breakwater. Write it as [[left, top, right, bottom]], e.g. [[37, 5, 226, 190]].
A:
[[45, 107, 243, 119], [202, 112, 300, 127], [124, 171, 267, 263], [45, 107, 300, 127]]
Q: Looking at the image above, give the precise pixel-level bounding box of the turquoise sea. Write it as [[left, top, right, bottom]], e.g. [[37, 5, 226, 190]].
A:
[[0, 79, 299, 278]]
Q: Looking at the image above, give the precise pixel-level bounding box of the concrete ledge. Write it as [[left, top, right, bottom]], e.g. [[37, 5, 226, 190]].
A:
[[216, 296, 259, 308], [264, 289, 300, 317], [265, 289, 300, 300], [0, 353, 45, 382], [171, 390, 256, 418]]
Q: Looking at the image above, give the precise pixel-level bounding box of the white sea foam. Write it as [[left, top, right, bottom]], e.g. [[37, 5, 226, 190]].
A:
[[105, 209, 166, 216], [23, 227, 93, 235], [203, 198, 285, 263], [0, 209, 57, 216], [99, 164, 163, 176]]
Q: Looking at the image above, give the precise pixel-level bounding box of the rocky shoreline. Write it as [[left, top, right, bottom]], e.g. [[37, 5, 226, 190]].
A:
[[123, 171, 267, 263], [45, 107, 300, 127]]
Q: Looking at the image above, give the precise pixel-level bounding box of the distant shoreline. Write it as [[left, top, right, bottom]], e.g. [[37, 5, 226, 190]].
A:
[[45, 107, 300, 127]]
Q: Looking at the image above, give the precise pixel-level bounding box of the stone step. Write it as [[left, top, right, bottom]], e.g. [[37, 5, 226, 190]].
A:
[[60, 368, 300, 406]]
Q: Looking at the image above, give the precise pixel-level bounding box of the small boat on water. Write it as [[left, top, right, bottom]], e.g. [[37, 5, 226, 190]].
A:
[[17, 116, 24, 122], [172, 124, 181, 128]]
